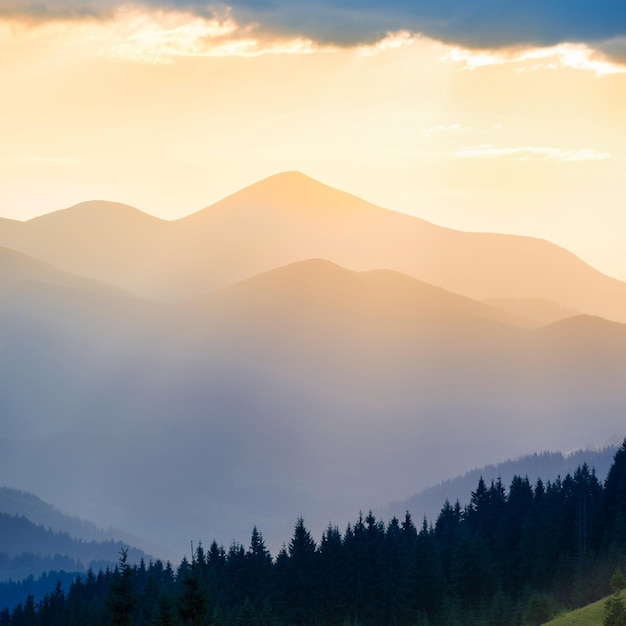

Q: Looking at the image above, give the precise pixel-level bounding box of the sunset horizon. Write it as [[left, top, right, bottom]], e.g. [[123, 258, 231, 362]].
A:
[[2, 0, 626, 280]]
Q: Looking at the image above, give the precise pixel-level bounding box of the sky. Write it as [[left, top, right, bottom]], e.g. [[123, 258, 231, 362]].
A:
[[1, 1, 626, 280]]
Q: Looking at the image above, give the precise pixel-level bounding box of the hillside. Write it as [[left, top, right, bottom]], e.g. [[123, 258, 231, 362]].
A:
[[1, 440, 625, 626], [383, 445, 619, 524], [0, 487, 116, 544], [541, 590, 626, 625], [0, 488, 169, 560], [0, 513, 149, 581]]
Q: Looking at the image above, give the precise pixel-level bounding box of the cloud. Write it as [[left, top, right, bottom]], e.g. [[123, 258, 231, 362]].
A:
[[596, 37, 626, 64], [1, 0, 625, 62], [445, 42, 626, 76], [92, 7, 336, 61], [454, 145, 612, 162]]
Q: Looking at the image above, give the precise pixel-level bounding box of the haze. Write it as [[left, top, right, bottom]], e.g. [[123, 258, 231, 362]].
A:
[[2, 171, 626, 554], [1, 1, 626, 556], [1, 2, 626, 280]]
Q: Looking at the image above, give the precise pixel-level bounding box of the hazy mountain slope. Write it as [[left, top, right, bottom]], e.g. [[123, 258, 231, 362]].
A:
[[0, 247, 166, 437], [382, 446, 618, 525], [0, 487, 117, 543], [181, 259, 533, 413], [0, 487, 169, 559], [0, 513, 149, 582], [180, 172, 626, 321], [183, 261, 626, 416], [2, 258, 625, 555], [483, 297, 579, 327], [191, 259, 521, 326], [1, 173, 626, 321], [0, 202, 190, 298], [0, 246, 128, 295]]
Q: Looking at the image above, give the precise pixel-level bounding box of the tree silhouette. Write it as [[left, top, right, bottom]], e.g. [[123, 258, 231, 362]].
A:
[[108, 550, 134, 626]]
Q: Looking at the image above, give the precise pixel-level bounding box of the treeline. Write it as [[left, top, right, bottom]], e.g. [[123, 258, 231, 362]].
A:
[[0, 514, 147, 565], [3, 440, 626, 626], [386, 445, 618, 525], [0, 573, 80, 618], [0, 553, 83, 589]]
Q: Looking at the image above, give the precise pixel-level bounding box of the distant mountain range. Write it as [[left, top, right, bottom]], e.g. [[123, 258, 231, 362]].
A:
[[0, 487, 155, 612], [0, 513, 148, 581], [0, 488, 169, 561], [381, 445, 619, 525], [1, 171, 625, 554], [1, 171, 626, 321]]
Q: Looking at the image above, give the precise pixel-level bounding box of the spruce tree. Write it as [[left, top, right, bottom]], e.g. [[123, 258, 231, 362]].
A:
[[605, 569, 626, 626], [108, 550, 134, 626]]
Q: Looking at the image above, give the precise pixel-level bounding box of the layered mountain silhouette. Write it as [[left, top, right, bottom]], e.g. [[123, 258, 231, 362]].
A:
[[1, 172, 626, 322], [0, 487, 169, 559], [1, 172, 625, 555], [482, 297, 580, 327], [382, 445, 619, 526]]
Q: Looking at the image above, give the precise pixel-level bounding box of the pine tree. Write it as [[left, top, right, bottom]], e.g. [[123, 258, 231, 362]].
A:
[[604, 595, 626, 626], [108, 550, 134, 626], [318, 524, 346, 625], [605, 568, 626, 626], [153, 593, 175, 626], [245, 526, 272, 606], [605, 440, 626, 550], [283, 517, 318, 626], [178, 568, 210, 626]]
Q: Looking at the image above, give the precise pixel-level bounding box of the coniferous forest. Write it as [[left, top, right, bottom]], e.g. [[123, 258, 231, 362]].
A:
[[3, 440, 626, 626]]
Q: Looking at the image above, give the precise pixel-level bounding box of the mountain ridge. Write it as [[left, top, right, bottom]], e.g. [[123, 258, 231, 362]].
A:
[[381, 445, 619, 526], [1, 171, 626, 322]]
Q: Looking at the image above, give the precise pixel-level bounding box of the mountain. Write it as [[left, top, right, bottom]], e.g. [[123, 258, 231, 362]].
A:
[[0, 487, 121, 544], [382, 445, 619, 525], [2, 442, 625, 626], [0, 487, 170, 560], [1, 256, 625, 554], [190, 258, 521, 325], [6, 201, 179, 297], [482, 297, 579, 327], [0, 246, 164, 438], [0, 513, 148, 581], [0, 488, 153, 586], [0, 506, 153, 612], [1, 172, 626, 322], [0, 245, 153, 315]]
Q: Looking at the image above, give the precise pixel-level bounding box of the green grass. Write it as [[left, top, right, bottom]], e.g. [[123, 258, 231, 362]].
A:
[[541, 590, 626, 626]]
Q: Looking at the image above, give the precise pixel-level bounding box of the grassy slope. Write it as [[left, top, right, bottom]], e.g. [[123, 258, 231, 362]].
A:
[[542, 590, 626, 626]]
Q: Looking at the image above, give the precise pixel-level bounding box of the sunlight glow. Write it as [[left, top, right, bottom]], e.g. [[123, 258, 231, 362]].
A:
[[454, 145, 612, 161], [445, 42, 626, 75], [357, 31, 420, 56], [94, 7, 334, 62]]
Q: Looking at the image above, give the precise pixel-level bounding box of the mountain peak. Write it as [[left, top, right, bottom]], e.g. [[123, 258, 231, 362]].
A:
[[237, 170, 333, 192], [27, 200, 164, 227], [184, 170, 388, 222]]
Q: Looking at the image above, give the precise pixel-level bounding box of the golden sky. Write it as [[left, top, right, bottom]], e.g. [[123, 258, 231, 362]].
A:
[[1, 6, 625, 280]]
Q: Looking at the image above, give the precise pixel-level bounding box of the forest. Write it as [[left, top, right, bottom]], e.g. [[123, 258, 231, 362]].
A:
[[2, 439, 626, 626]]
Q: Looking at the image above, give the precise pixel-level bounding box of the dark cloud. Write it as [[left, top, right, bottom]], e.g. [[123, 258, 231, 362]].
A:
[[3, 0, 626, 58], [596, 38, 626, 63], [0, 0, 114, 21], [233, 0, 626, 52]]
